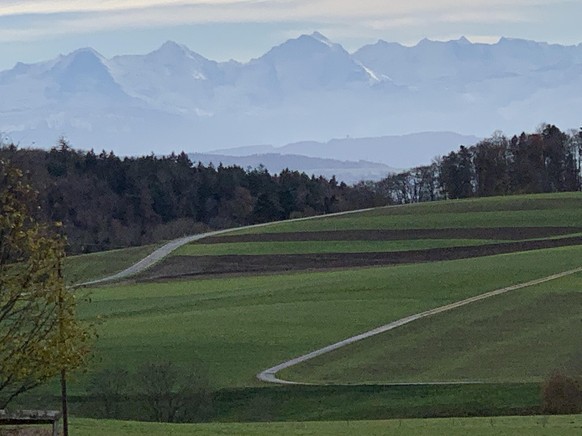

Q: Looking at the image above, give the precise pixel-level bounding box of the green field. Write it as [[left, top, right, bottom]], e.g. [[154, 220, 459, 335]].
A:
[[28, 193, 581, 424], [21, 383, 537, 423], [282, 270, 582, 384], [76, 244, 582, 391], [174, 239, 502, 256], [71, 414, 582, 435], [64, 244, 159, 284], [226, 193, 582, 235]]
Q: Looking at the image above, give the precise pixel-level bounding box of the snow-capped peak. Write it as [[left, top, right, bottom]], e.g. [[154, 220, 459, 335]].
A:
[[49, 47, 111, 79], [148, 40, 211, 65], [54, 47, 108, 69], [310, 31, 334, 47], [154, 40, 190, 57], [264, 32, 343, 60]]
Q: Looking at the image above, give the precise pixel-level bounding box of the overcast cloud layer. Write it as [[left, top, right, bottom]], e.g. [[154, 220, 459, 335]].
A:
[[1, 0, 581, 70]]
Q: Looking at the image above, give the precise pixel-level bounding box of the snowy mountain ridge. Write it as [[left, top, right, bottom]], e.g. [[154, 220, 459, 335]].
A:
[[1, 32, 581, 163]]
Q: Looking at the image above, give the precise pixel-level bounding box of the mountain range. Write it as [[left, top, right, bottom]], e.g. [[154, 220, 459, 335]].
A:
[[188, 131, 480, 183], [188, 152, 398, 185], [1, 32, 581, 167], [212, 132, 480, 168]]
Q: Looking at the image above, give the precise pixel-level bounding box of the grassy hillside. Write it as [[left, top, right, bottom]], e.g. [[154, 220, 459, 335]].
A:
[[64, 244, 159, 284], [77, 245, 582, 391], [225, 193, 582, 234], [173, 239, 501, 256], [71, 414, 582, 435], [282, 269, 582, 384], [38, 193, 582, 422], [144, 192, 582, 279]]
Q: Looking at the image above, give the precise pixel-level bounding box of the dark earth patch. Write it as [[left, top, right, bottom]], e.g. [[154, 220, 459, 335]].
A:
[[200, 227, 582, 244], [140, 236, 582, 281]]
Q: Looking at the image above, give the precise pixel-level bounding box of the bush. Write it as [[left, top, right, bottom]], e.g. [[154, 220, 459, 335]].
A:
[[541, 372, 582, 414], [136, 361, 213, 422], [85, 360, 213, 422], [86, 367, 130, 418]]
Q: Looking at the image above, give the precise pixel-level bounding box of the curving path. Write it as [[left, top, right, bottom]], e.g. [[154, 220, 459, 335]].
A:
[[256, 265, 582, 385], [80, 206, 375, 286], [80, 232, 220, 286]]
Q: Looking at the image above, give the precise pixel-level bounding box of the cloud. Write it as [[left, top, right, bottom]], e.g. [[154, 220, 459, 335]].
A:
[[0, 0, 572, 43], [0, 1, 242, 16], [0, 0, 551, 23]]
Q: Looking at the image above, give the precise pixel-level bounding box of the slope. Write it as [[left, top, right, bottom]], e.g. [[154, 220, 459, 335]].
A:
[[279, 265, 582, 384], [68, 193, 582, 393]]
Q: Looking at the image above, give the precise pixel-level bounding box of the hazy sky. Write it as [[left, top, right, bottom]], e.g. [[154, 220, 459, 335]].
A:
[[1, 0, 581, 70]]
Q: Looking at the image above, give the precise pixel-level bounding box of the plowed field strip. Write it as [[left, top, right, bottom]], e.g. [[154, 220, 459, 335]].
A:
[[141, 235, 582, 280], [199, 227, 582, 244]]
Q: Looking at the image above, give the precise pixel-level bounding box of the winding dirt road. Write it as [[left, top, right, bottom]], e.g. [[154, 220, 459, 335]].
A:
[[256, 266, 582, 384], [80, 232, 220, 286], [80, 207, 374, 286]]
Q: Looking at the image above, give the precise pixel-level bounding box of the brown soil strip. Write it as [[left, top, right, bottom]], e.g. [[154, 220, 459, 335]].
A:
[[140, 236, 582, 281], [199, 227, 582, 244]]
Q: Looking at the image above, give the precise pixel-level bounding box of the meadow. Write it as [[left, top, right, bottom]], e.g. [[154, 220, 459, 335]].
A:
[[27, 193, 582, 425], [154, 194, 582, 280], [282, 268, 582, 384], [173, 239, 501, 256], [64, 244, 159, 284], [225, 193, 582, 235], [71, 414, 582, 435], [77, 245, 582, 391]]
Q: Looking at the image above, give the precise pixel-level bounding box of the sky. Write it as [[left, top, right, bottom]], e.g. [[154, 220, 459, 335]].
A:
[[1, 0, 582, 70]]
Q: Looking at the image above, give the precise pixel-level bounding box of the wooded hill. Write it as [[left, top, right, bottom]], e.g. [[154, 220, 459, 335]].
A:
[[375, 125, 582, 203], [2, 124, 580, 254], [0, 142, 384, 254]]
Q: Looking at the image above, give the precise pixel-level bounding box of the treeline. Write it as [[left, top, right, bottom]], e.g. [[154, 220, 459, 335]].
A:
[[3, 124, 581, 253], [0, 141, 385, 254], [374, 125, 582, 203]]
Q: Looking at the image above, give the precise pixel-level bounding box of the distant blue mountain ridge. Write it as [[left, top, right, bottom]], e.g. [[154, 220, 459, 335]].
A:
[[0, 33, 579, 169]]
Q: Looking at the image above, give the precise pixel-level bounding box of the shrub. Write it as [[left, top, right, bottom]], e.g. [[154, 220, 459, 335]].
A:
[[136, 361, 213, 423], [541, 372, 582, 414], [86, 367, 130, 418]]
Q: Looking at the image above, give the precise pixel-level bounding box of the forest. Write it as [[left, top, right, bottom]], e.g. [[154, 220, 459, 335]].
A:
[[375, 125, 582, 204], [0, 141, 384, 253], [1, 124, 580, 254]]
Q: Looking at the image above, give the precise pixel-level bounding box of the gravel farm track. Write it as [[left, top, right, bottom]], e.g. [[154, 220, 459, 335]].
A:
[[80, 207, 374, 286], [257, 265, 582, 384]]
